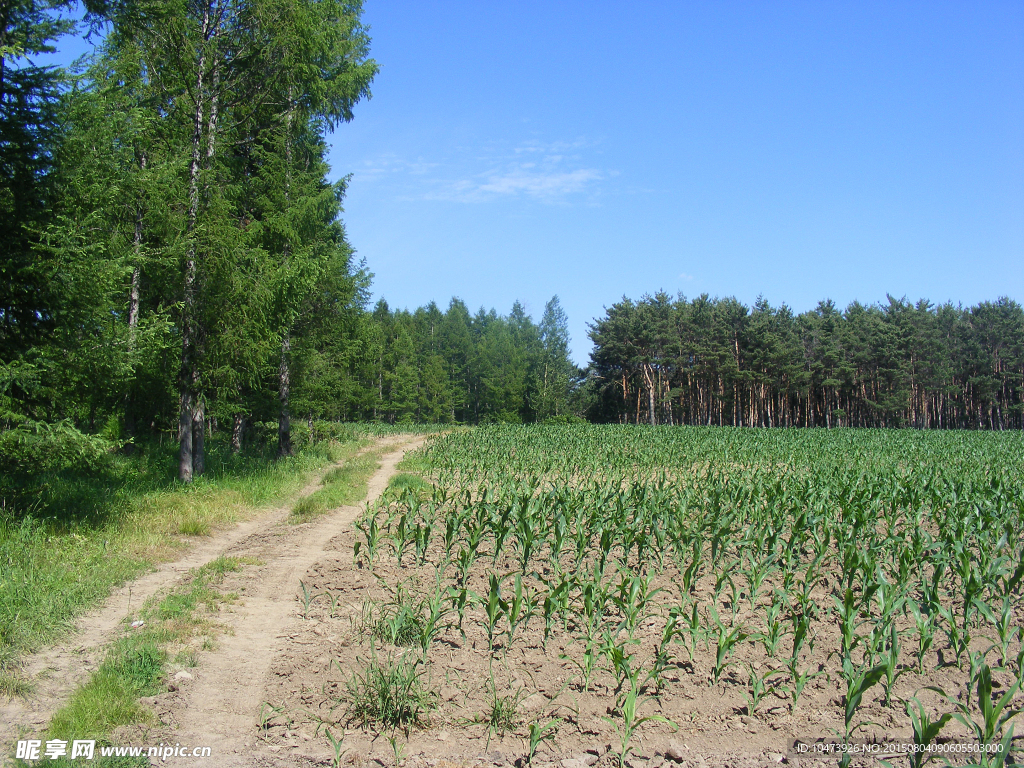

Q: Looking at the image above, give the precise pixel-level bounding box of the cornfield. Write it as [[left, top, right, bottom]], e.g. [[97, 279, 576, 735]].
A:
[[350, 426, 1024, 764]]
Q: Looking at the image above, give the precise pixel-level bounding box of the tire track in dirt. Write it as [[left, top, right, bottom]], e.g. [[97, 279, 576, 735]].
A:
[[138, 435, 427, 766], [0, 435, 418, 755]]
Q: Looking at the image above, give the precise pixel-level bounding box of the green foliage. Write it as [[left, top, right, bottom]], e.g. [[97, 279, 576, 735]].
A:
[[338, 651, 436, 729], [589, 292, 1024, 428]]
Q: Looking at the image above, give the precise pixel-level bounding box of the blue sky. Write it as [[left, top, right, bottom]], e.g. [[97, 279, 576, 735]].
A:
[[48, 1, 1024, 364], [326, 1, 1023, 363]]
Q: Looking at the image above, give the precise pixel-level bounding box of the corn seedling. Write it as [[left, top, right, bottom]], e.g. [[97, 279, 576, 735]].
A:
[[299, 580, 319, 619], [324, 728, 347, 768], [926, 664, 1022, 768], [743, 664, 785, 716], [709, 605, 748, 684], [603, 687, 673, 768], [258, 701, 285, 732], [526, 718, 560, 764], [904, 697, 951, 768]]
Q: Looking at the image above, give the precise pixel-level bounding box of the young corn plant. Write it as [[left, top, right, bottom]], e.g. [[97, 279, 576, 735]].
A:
[[708, 605, 748, 684], [645, 612, 679, 692], [392, 511, 412, 566], [786, 660, 824, 710], [480, 573, 507, 652], [505, 574, 539, 648], [603, 687, 673, 768], [975, 595, 1019, 668], [601, 628, 641, 696], [937, 603, 971, 668], [742, 664, 785, 716], [324, 728, 347, 768], [757, 600, 788, 658], [526, 718, 560, 764], [413, 518, 433, 565], [354, 509, 382, 565], [837, 659, 887, 768], [926, 664, 1022, 768], [613, 568, 661, 639], [674, 601, 705, 663], [541, 573, 571, 641], [908, 601, 937, 673], [560, 631, 601, 692], [299, 580, 320, 619], [904, 697, 951, 768], [878, 621, 907, 707]]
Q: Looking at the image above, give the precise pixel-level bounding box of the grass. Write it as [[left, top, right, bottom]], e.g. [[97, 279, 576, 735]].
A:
[[395, 446, 434, 475], [289, 447, 381, 523], [0, 433, 362, 683], [480, 681, 522, 737], [47, 555, 251, 743], [362, 590, 427, 647], [340, 651, 436, 729], [48, 639, 165, 739], [386, 472, 432, 498]]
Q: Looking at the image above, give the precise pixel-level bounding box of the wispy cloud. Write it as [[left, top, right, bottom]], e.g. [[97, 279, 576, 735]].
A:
[[679, 272, 695, 281], [353, 138, 607, 204], [435, 166, 602, 202]]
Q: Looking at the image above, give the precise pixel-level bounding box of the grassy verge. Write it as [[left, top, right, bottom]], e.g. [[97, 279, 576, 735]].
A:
[[289, 446, 382, 523], [0, 434, 364, 693], [6, 556, 251, 767]]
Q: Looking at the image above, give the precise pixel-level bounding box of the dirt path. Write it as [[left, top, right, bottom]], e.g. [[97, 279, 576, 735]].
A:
[[130, 435, 427, 766], [0, 434, 425, 759]]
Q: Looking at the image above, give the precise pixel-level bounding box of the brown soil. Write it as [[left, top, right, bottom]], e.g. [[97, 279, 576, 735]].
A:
[[247, 519, 1023, 768]]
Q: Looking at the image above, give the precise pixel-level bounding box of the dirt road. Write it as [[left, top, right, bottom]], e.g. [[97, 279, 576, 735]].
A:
[[1, 435, 426, 765]]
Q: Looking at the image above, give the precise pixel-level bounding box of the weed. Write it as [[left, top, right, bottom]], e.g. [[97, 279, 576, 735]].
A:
[[339, 651, 435, 728]]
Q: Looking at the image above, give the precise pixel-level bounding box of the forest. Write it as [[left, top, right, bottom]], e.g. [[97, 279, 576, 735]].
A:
[[588, 292, 1023, 429], [2, 0, 1022, 498]]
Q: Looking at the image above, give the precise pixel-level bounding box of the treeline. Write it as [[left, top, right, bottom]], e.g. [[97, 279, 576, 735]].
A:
[[588, 293, 1024, 429], [2, 0, 586, 493], [300, 296, 580, 425]]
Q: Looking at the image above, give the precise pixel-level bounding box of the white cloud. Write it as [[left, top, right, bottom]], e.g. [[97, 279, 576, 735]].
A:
[[679, 272, 695, 281], [478, 168, 602, 197], [358, 137, 607, 204]]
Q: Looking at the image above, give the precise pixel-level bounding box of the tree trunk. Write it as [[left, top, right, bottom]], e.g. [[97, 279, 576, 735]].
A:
[[278, 332, 292, 457], [192, 391, 205, 475], [277, 95, 295, 456], [178, 390, 194, 482], [177, 5, 210, 482], [231, 412, 245, 452], [124, 151, 146, 451]]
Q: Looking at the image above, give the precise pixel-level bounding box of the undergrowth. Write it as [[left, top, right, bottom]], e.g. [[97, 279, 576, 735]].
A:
[[338, 651, 436, 729]]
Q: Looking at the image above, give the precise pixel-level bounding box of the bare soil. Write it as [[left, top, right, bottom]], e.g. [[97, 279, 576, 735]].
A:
[[250, 520, 1024, 768]]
